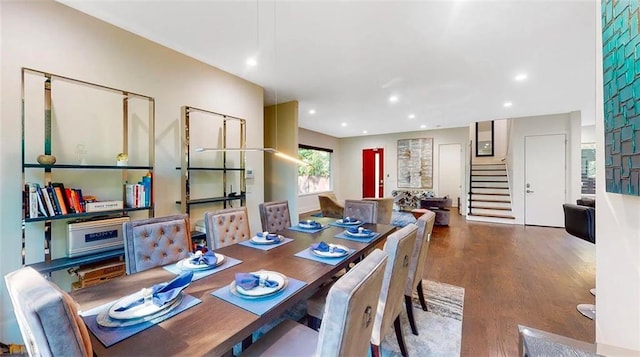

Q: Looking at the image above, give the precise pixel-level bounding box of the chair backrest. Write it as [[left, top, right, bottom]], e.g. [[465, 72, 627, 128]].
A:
[[318, 193, 344, 218], [364, 197, 394, 225], [258, 201, 292, 232], [406, 210, 437, 296], [123, 214, 191, 274], [344, 199, 378, 224], [4, 267, 92, 357], [562, 204, 595, 244], [370, 224, 418, 345], [316, 249, 388, 356], [204, 207, 251, 249]]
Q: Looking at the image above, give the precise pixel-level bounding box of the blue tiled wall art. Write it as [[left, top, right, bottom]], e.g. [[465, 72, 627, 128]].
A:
[[602, 0, 640, 195]]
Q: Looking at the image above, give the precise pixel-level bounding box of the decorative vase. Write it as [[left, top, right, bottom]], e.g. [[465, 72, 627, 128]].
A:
[[36, 154, 56, 165]]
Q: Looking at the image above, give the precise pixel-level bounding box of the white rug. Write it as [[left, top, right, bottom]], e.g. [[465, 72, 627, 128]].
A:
[[381, 280, 465, 357]]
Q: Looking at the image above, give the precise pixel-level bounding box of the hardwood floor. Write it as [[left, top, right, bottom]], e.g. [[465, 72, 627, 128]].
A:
[[425, 212, 596, 356]]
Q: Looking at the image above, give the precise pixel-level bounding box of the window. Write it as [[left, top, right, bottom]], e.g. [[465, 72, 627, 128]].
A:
[[298, 145, 332, 194], [581, 143, 596, 195]]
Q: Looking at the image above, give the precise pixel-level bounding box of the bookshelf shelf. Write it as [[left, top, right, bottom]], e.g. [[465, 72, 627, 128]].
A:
[[25, 164, 153, 170], [175, 194, 246, 206], [23, 206, 151, 223], [175, 167, 244, 171], [27, 248, 125, 274]]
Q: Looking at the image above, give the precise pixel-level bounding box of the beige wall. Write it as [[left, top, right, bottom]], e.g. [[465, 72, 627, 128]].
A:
[[470, 119, 509, 164], [298, 128, 341, 213], [0, 1, 264, 342]]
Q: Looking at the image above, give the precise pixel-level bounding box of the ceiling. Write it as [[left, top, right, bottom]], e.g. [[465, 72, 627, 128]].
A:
[[58, 0, 597, 138]]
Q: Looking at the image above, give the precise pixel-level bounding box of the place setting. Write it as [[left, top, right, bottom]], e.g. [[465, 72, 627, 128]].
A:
[[211, 270, 306, 316], [163, 250, 243, 280], [294, 241, 355, 266], [79, 271, 201, 347], [329, 216, 365, 228], [334, 226, 381, 242], [237, 231, 294, 251], [287, 219, 330, 234]]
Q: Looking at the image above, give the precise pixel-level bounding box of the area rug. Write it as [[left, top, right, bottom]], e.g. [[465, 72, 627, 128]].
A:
[[381, 280, 465, 357], [391, 211, 417, 227]]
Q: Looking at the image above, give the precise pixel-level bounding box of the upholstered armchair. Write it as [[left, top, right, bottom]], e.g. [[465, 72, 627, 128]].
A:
[[259, 200, 292, 232], [4, 267, 93, 357], [123, 214, 192, 274], [204, 207, 251, 249], [318, 193, 344, 218], [364, 197, 394, 225], [344, 199, 378, 224]]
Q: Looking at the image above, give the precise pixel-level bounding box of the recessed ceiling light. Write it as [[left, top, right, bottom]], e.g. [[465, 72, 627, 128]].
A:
[[341, 122, 347, 127], [420, 124, 426, 129], [408, 114, 416, 119], [246, 57, 257, 66], [309, 109, 316, 115], [362, 130, 368, 134], [503, 102, 513, 107], [389, 95, 399, 103], [514, 73, 528, 81]]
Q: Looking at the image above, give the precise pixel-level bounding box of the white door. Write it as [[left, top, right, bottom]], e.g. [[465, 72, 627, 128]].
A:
[[438, 143, 462, 208], [525, 134, 566, 227]]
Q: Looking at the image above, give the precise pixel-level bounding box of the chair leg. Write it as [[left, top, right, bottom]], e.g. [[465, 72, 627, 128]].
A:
[[394, 316, 409, 357], [404, 295, 419, 336], [307, 315, 321, 330], [371, 344, 382, 357], [416, 280, 428, 311], [242, 335, 252, 350]]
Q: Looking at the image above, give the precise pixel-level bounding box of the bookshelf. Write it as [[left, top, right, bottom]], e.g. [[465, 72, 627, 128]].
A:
[[21, 68, 155, 275], [176, 106, 246, 217]]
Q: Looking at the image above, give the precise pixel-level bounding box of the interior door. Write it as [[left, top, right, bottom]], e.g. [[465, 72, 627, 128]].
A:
[[525, 134, 566, 227], [362, 148, 384, 198], [438, 143, 462, 207]]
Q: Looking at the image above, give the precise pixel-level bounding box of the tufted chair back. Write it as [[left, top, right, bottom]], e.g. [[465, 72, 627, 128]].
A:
[[364, 197, 394, 225], [318, 193, 344, 218], [370, 224, 418, 348], [258, 201, 292, 232], [123, 214, 191, 274], [4, 267, 93, 357], [204, 207, 251, 249], [406, 210, 436, 296], [344, 199, 378, 224]]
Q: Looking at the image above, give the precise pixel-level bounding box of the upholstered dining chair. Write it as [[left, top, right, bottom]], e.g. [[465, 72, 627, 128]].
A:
[[258, 200, 292, 232], [123, 214, 191, 274], [318, 193, 344, 218], [4, 267, 93, 357], [204, 207, 251, 249], [242, 249, 388, 357], [364, 197, 394, 225], [306, 224, 418, 357], [344, 199, 378, 224], [404, 210, 436, 335]]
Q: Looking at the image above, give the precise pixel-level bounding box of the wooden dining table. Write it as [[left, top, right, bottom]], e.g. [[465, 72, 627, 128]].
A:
[[71, 217, 397, 356]]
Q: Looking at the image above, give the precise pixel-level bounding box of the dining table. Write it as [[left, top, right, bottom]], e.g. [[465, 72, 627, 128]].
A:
[[71, 217, 397, 356]]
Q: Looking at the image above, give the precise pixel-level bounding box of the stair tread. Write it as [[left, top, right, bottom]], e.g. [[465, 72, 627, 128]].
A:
[[471, 180, 509, 183], [471, 186, 509, 189], [471, 173, 508, 176], [468, 192, 510, 196], [468, 213, 515, 219], [469, 206, 512, 210], [469, 199, 512, 203]]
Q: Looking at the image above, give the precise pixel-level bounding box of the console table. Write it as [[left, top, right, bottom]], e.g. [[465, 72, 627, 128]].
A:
[[420, 197, 452, 226]]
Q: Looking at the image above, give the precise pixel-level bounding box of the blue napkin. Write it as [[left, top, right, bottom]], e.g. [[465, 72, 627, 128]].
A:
[[347, 227, 372, 235], [235, 272, 279, 290], [342, 217, 359, 223], [257, 232, 282, 243], [299, 220, 321, 229], [311, 241, 347, 254], [190, 251, 217, 266], [114, 271, 194, 311]]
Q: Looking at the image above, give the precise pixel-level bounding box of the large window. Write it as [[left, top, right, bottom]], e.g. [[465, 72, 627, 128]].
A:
[[298, 145, 332, 194], [581, 143, 596, 195]]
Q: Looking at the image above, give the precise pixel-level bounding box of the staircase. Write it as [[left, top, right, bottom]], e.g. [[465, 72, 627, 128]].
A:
[[467, 163, 515, 223]]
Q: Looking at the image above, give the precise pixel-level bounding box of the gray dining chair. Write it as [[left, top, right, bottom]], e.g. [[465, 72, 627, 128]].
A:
[[405, 209, 436, 335], [258, 200, 292, 232], [4, 266, 93, 357], [204, 207, 251, 249], [306, 224, 418, 357], [242, 249, 388, 357], [364, 197, 394, 225], [123, 214, 192, 274], [344, 199, 378, 224]]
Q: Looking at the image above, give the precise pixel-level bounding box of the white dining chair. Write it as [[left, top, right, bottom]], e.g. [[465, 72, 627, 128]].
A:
[[344, 199, 378, 224], [258, 200, 292, 232], [204, 206, 251, 249]]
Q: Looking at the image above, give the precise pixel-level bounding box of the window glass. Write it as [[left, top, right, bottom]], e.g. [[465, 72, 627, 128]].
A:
[[298, 146, 332, 194], [581, 143, 596, 195]]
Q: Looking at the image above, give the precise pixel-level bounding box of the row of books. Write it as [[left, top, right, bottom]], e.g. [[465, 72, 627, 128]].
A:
[[25, 183, 88, 218], [125, 174, 152, 208]]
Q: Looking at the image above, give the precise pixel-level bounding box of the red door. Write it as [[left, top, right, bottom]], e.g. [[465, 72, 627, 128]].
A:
[[362, 148, 384, 198]]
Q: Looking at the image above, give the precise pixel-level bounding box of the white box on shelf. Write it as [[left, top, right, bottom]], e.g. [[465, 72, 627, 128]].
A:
[[85, 200, 124, 212]]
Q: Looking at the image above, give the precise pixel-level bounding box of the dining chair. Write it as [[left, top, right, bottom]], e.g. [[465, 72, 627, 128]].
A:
[[344, 199, 378, 224], [241, 249, 388, 357], [364, 197, 394, 224], [4, 266, 93, 357], [318, 193, 344, 218], [306, 224, 418, 357], [204, 206, 251, 249], [123, 214, 191, 274], [404, 209, 436, 335], [258, 200, 292, 232]]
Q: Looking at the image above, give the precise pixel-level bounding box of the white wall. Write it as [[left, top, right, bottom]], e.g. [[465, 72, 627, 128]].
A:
[[0, 1, 264, 342], [298, 128, 341, 214], [582, 124, 596, 143], [470, 118, 509, 164], [338, 127, 469, 211], [595, 5, 640, 350]]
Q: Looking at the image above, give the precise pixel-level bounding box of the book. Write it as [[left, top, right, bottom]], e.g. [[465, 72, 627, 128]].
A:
[[64, 188, 76, 214], [44, 187, 59, 216], [70, 189, 82, 213], [51, 183, 71, 215], [76, 189, 86, 212], [28, 183, 38, 218], [85, 200, 123, 212], [52, 185, 68, 215], [34, 183, 48, 217]]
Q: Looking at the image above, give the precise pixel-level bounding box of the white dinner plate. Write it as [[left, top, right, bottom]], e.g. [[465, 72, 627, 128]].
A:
[[230, 270, 287, 298], [108, 288, 178, 320], [97, 294, 183, 328], [336, 219, 361, 225], [345, 230, 374, 238], [310, 244, 349, 258], [250, 235, 284, 245], [177, 253, 225, 271]]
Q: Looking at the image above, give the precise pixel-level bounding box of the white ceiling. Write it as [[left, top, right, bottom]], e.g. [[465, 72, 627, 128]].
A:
[[58, 0, 597, 138]]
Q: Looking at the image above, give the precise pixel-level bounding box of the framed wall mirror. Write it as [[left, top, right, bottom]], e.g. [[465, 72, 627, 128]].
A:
[[476, 120, 494, 157]]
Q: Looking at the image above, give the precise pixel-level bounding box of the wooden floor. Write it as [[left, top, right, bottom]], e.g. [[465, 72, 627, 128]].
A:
[[425, 212, 596, 356]]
